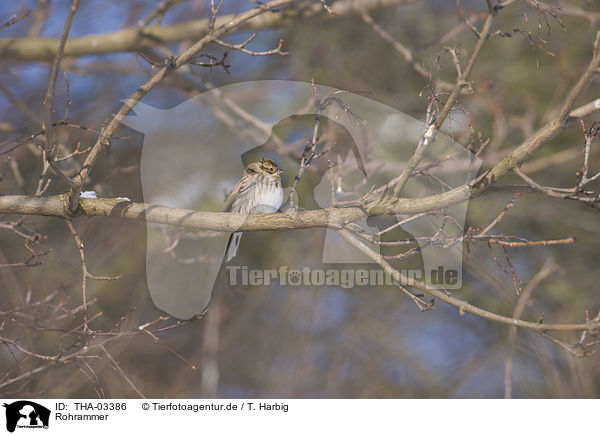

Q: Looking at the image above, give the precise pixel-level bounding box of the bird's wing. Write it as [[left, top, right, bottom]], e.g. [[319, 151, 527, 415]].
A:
[[222, 172, 257, 212]]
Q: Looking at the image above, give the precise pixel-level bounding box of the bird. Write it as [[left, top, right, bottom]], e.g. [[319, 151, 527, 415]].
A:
[[222, 157, 284, 262]]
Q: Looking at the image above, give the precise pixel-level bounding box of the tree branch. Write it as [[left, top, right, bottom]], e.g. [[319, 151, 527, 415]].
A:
[[69, 0, 299, 213], [0, 0, 416, 61], [43, 0, 79, 156], [336, 228, 599, 333]]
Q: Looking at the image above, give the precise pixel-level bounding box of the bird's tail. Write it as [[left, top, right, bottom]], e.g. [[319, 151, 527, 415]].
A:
[[225, 232, 243, 262]]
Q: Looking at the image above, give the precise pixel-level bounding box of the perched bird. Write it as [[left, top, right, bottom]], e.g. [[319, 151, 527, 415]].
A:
[[222, 157, 284, 262]]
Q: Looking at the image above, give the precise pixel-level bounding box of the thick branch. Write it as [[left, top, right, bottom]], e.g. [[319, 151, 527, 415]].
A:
[[2, 84, 600, 231], [0, 195, 369, 231], [0, 0, 415, 61]]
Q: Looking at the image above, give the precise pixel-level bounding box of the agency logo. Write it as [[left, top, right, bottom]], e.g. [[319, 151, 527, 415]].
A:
[[2, 401, 50, 433], [119, 80, 481, 319]]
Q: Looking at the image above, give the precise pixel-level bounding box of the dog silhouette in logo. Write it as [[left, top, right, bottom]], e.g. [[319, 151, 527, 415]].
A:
[[118, 80, 481, 319], [3, 401, 50, 432]]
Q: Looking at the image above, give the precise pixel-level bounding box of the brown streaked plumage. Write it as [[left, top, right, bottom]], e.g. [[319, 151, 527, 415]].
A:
[[223, 157, 283, 262]]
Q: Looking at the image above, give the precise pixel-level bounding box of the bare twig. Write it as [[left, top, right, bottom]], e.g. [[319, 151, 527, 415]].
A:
[[214, 35, 288, 56], [0, 9, 30, 31], [137, 0, 186, 29], [388, 12, 495, 198], [43, 0, 79, 157], [99, 344, 146, 398], [65, 220, 120, 332]]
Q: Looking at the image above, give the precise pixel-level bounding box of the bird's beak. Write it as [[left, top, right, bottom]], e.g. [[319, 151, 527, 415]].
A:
[[279, 169, 284, 173]]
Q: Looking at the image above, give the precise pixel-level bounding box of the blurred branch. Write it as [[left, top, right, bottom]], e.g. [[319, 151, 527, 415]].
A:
[[360, 12, 455, 90], [136, 0, 187, 30], [0, 83, 39, 124], [556, 2, 600, 26], [99, 344, 146, 398], [504, 258, 558, 398], [27, 0, 48, 37], [360, 13, 434, 81], [0, 0, 416, 61]]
